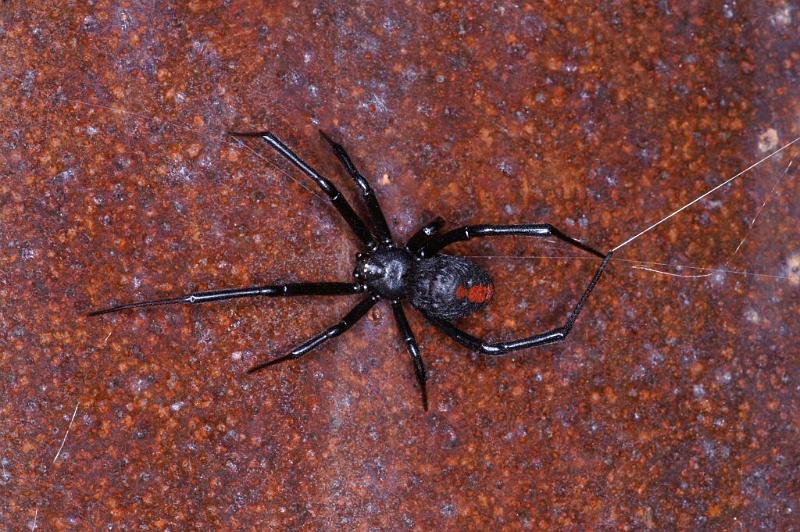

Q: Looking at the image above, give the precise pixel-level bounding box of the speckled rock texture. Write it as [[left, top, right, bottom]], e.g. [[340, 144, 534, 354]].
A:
[[2, 1, 799, 529]]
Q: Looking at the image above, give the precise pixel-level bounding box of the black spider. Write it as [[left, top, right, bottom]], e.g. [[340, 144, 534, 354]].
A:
[[89, 130, 613, 410]]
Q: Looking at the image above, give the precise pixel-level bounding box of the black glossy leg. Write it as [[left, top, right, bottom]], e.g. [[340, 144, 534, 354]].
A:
[[405, 216, 445, 254], [87, 282, 365, 316], [228, 131, 376, 248], [421, 253, 613, 355], [247, 296, 378, 373], [319, 130, 392, 245], [417, 223, 604, 259], [391, 301, 428, 411]]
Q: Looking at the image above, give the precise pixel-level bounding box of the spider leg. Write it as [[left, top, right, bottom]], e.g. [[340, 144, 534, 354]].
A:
[[421, 253, 613, 355], [405, 216, 445, 254], [417, 223, 604, 258], [391, 301, 428, 411], [228, 130, 377, 249], [318, 130, 392, 245], [247, 295, 378, 373], [87, 282, 365, 316]]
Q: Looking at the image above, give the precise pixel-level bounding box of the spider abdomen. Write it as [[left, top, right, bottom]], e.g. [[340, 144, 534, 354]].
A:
[[410, 255, 494, 321]]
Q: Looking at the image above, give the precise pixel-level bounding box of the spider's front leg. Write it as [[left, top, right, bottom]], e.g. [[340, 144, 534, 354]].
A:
[[318, 130, 393, 245], [228, 130, 377, 248], [88, 282, 365, 316]]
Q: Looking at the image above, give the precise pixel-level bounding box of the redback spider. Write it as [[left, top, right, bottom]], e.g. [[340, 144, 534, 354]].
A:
[[89, 130, 613, 410]]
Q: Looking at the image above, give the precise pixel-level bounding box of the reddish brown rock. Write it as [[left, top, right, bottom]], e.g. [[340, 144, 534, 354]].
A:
[[2, 1, 798, 529]]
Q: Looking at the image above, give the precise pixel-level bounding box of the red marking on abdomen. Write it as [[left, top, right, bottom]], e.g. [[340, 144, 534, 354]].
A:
[[456, 283, 493, 304]]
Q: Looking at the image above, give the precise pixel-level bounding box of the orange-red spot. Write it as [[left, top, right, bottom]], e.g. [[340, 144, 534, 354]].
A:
[[455, 283, 493, 304]]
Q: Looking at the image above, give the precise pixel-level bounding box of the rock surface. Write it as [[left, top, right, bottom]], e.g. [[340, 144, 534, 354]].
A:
[[2, 2, 798, 529]]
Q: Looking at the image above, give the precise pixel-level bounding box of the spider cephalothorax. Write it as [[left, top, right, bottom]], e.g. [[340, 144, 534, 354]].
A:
[[354, 247, 413, 299], [354, 246, 493, 320], [89, 130, 612, 410]]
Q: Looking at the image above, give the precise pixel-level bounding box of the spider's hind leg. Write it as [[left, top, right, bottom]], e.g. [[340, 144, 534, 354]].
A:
[[422, 252, 613, 355], [418, 223, 604, 258], [405, 216, 445, 254]]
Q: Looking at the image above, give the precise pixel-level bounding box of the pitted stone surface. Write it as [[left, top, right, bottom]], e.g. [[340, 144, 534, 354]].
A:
[[2, 2, 798, 529]]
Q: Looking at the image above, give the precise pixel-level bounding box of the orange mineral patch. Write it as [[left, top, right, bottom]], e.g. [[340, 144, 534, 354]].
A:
[[455, 284, 493, 304]]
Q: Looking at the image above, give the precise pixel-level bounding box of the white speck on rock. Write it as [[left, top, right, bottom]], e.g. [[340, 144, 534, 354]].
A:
[[722, 3, 735, 19], [693, 384, 706, 399], [770, 5, 793, 26], [744, 308, 760, 324], [758, 128, 778, 152], [783, 251, 800, 286]]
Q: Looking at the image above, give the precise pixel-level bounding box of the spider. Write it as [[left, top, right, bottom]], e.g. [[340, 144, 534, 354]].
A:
[[89, 130, 613, 410]]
